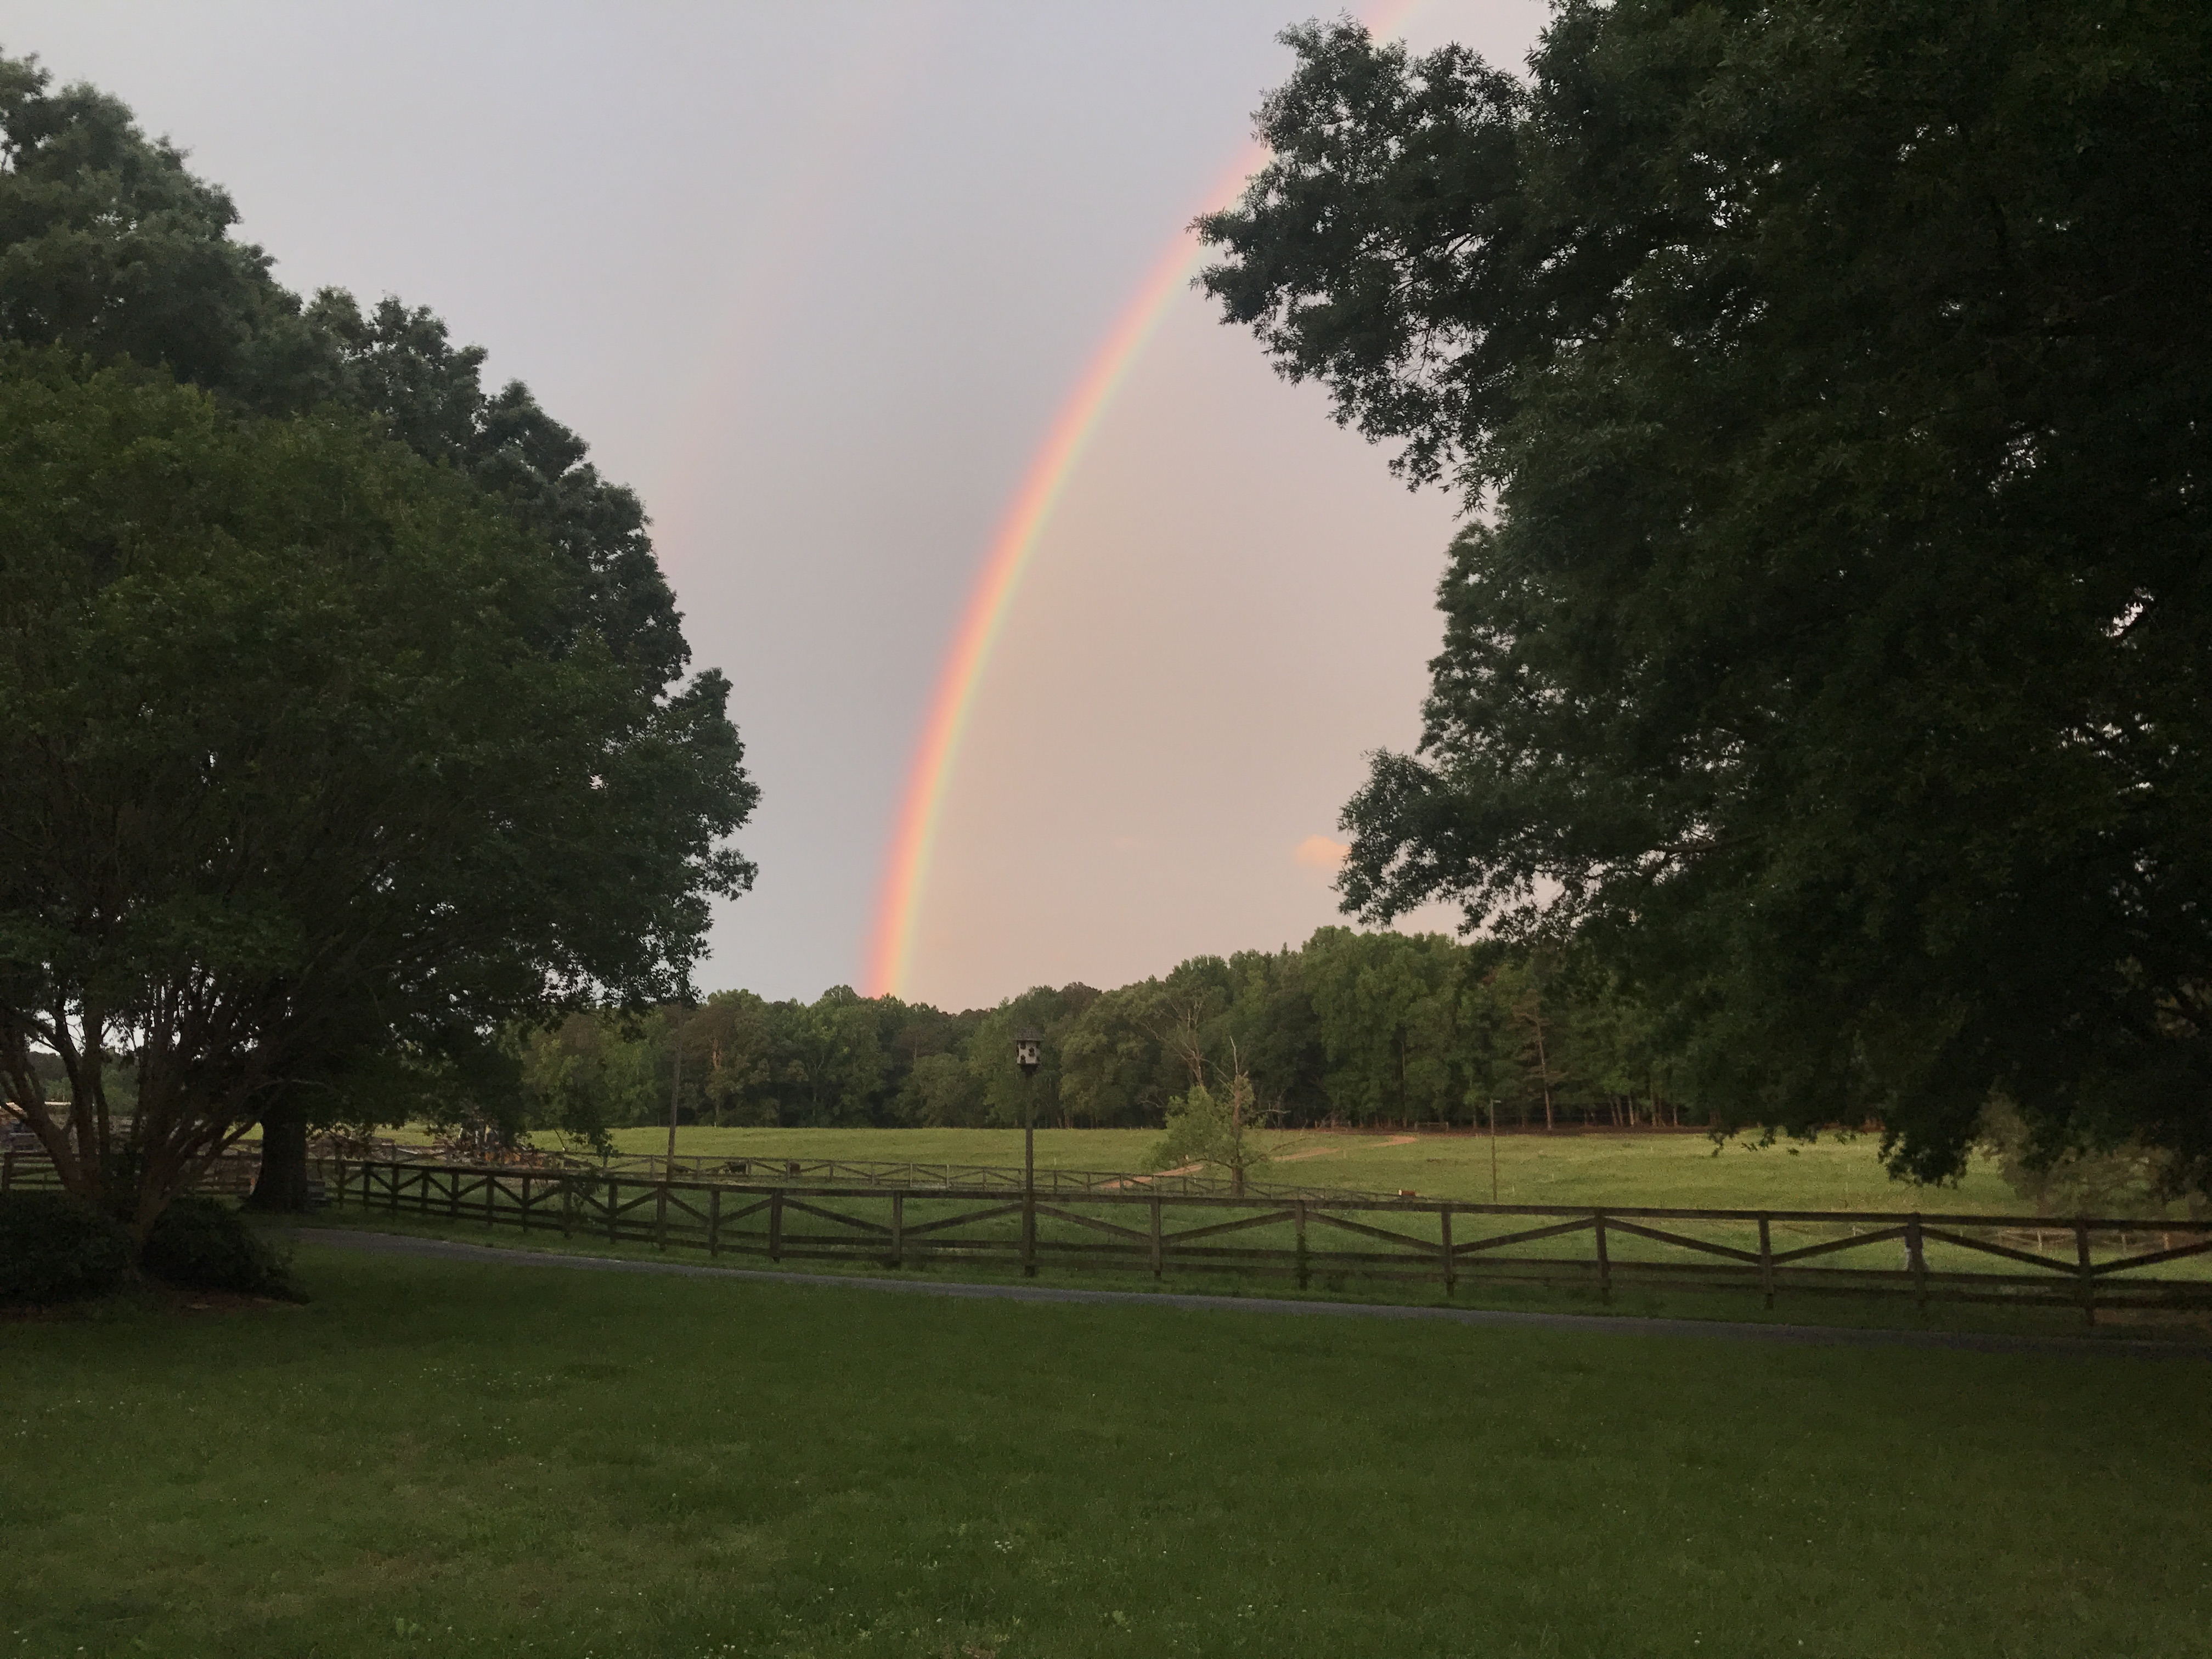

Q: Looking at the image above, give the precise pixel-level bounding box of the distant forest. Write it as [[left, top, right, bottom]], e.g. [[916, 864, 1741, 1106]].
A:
[[503, 928, 1692, 1149]]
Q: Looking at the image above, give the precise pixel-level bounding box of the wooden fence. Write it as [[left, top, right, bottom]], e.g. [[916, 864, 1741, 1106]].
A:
[[0, 1143, 261, 1196], [357, 1144, 1377, 1201], [317, 1155, 2212, 1324]]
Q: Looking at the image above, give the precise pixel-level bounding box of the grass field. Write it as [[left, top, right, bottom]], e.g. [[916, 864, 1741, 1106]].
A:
[[460, 1126, 2211, 1331], [8, 1243, 2212, 1659], [569, 1125, 2038, 1214]]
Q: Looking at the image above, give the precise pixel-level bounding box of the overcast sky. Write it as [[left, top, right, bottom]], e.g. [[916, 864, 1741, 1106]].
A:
[[10, 1, 1551, 1009]]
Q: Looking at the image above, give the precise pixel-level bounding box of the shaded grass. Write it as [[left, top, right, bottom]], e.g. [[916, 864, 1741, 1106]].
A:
[[5, 1246, 2210, 1659], [287, 1203, 2212, 1344]]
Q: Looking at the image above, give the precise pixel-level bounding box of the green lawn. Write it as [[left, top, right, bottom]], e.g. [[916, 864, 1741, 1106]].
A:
[[576, 1125, 2036, 1214], [6, 1245, 2209, 1658]]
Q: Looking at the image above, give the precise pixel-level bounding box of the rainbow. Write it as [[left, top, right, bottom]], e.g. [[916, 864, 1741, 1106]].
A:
[[857, 149, 1257, 997], [862, 3, 1427, 999]]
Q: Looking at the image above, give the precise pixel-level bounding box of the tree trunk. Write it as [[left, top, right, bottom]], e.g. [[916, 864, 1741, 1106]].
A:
[[246, 1101, 313, 1212], [1534, 1021, 1555, 1131]]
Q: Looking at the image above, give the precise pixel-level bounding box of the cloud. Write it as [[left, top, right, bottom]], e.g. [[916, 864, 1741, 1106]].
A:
[[1294, 834, 1350, 870]]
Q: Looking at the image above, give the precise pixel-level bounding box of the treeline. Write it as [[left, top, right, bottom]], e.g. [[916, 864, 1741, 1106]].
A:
[[499, 928, 1695, 1148]]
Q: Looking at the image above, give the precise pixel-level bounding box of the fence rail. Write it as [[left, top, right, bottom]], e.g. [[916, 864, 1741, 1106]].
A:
[[358, 1144, 1381, 1202], [0, 1141, 1375, 1203], [0, 1143, 262, 1196], [312, 1155, 2212, 1324]]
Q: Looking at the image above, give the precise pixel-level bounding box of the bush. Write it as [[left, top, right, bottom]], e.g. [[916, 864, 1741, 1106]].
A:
[[140, 1196, 296, 1297], [0, 1190, 136, 1305]]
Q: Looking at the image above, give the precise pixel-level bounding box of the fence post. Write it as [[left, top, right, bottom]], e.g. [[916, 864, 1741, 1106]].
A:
[[768, 1189, 785, 1262], [1594, 1212, 1611, 1305], [1294, 1199, 1309, 1290], [1758, 1215, 1775, 1308], [891, 1190, 904, 1269], [1440, 1205, 1455, 1294], [607, 1175, 618, 1245], [447, 1166, 459, 1221], [1, 1148, 12, 1193], [333, 1152, 345, 1211], [1149, 1195, 1164, 1279], [1906, 1214, 1927, 1307], [1022, 1188, 1037, 1278], [708, 1188, 722, 1259], [2075, 1219, 2096, 1327], [655, 1182, 669, 1252]]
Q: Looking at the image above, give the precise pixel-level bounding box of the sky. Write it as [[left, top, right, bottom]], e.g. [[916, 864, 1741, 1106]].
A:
[[9, 1, 1551, 1011]]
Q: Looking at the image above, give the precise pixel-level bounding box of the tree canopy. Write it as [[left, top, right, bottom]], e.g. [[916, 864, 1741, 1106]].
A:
[[0, 54, 757, 1231], [0, 53, 685, 694], [501, 927, 1681, 1153], [1197, 3, 2212, 1190], [0, 359, 754, 1233]]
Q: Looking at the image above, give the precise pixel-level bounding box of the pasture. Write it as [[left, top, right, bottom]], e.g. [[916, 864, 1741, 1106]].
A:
[[6, 1243, 2210, 1659], [394, 1127, 2208, 1336], [572, 1125, 2032, 1214]]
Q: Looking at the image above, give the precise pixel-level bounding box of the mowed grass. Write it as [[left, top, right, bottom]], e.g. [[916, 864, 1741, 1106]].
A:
[[580, 1125, 2033, 1214], [7, 1245, 2211, 1659]]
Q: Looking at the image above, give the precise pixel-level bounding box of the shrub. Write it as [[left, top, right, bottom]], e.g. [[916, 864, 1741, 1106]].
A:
[[0, 1190, 136, 1305], [140, 1196, 296, 1297]]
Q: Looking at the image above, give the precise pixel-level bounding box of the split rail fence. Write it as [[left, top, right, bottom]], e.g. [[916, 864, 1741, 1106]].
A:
[[316, 1155, 2212, 1324], [0, 1142, 261, 1196], [354, 1143, 1376, 1201]]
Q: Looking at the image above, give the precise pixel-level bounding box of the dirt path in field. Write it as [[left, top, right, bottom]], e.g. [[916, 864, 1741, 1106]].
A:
[[1093, 1132, 1420, 1190], [1272, 1133, 1419, 1164], [1097, 1162, 1204, 1190], [295, 1227, 2209, 1361]]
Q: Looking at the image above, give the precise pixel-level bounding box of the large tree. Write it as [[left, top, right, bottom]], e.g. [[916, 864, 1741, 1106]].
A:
[[0, 357, 755, 1238], [0, 52, 751, 1207], [1198, 4, 2212, 1188]]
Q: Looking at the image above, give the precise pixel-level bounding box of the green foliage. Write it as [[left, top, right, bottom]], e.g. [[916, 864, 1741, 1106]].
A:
[[0, 52, 759, 1227], [1977, 1099, 2207, 1222], [545, 929, 1685, 1143], [0, 1189, 134, 1304], [1144, 1076, 1272, 1194], [0, 54, 687, 693], [0, 356, 754, 1233], [898, 1051, 983, 1127], [139, 1196, 296, 1297], [513, 1013, 660, 1155], [0, 57, 317, 399], [1199, 3, 2212, 1189]]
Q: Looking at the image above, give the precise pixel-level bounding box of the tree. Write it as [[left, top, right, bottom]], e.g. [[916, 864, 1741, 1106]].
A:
[[968, 986, 1094, 1129], [0, 53, 733, 1203], [1306, 928, 1470, 1125], [0, 57, 321, 404], [690, 991, 780, 1127], [773, 989, 891, 1127], [0, 58, 686, 692], [1199, 5, 2212, 1190], [1144, 1049, 1273, 1198], [0, 358, 755, 1238], [1220, 947, 1330, 1123], [516, 1015, 639, 1158], [899, 1052, 985, 1127]]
